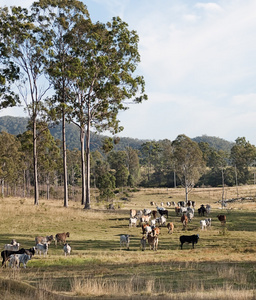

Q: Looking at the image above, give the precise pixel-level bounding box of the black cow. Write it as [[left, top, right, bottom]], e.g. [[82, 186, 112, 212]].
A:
[[198, 204, 207, 216], [1, 247, 35, 267], [180, 234, 199, 249], [157, 208, 168, 218]]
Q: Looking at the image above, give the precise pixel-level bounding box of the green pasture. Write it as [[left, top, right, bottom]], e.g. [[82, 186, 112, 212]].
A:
[[0, 187, 256, 299]]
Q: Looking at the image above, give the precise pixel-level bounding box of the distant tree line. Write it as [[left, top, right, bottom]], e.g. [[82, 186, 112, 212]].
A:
[[0, 129, 255, 203]]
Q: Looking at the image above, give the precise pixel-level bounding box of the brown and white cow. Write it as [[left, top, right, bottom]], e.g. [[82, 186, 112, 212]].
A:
[[181, 214, 188, 230]]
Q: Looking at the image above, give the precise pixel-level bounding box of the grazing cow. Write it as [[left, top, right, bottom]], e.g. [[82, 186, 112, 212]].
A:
[[181, 214, 188, 230], [1, 247, 35, 267], [130, 209, 137, 218], [13, 253, 31, 268], [120, 235, 130, 250], [186, 211, 194, 222], [35, 235, 54, 246], [167, 222, 174, 234], [63, 243, 71, 256], [35, 243, 48, 256], [152, 227, 160, 236], [143, 209, 151, 216], [217, 215, 226, 224], [142, 224, 152, 236], [129, 217, 137, 228], [140, 215, 151, 224], [198, 205, 207, 216], [4, 243, 20, 251], [8, 254, 19, 269], [157, 207, 168, 218], [147, 235, 158, 251], [150, 201, 155, 206], [140, 236, 147, 251], [180, 234, 199, 249], [156, 215, 166, 226], [55, 232, 70, 246], [175, 207, 181, 216], [187, 207, 194, 214]]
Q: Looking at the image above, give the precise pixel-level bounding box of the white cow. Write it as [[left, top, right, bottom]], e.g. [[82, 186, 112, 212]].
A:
[[129, 217, 137, 228], [35, 243, 48, 256], [200, 219, 207, 230], [120, 235, 130, 250], [63, 243, 71, 256], [4, 243, 20, 251], [8, 254, 19, 268], [9, 253, 31, 268], [156, 215, 166, 226]]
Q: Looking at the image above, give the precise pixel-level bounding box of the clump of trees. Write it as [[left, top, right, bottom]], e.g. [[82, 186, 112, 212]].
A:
[[0, 0, 147, 207]]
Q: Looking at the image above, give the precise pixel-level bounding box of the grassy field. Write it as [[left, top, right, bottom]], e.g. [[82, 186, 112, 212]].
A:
[[0, 186, 256, 299]]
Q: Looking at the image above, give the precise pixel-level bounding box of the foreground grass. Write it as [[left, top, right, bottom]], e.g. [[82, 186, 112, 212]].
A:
[[0, 186, 256, 299]]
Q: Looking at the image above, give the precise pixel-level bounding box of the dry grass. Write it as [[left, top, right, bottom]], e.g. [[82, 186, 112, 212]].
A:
[[0, 186, 256, 299]]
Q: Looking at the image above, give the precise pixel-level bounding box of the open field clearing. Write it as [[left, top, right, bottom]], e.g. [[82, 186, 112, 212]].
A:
[[0, 186, 256, 299]]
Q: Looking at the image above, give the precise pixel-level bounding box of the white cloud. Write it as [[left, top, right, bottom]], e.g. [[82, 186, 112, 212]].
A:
[[195, 2, 223, 13]]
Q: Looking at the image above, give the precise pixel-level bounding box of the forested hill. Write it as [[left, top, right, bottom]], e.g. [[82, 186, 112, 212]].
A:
[[0, 116, 234, 151], [193, 135, 234, 152], [0, 116, 146, 151]]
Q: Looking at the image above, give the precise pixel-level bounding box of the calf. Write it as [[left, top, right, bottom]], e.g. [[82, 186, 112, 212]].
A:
[[35, 243, 48, 256], [120, 235, 130, 250], [180, 234, 199, 249], [55, 232, 70, 246], [1, 247, 35, 267], [200, 219, 207, 230], [63, 243, 71, 256], [167, 222, 174, 234]]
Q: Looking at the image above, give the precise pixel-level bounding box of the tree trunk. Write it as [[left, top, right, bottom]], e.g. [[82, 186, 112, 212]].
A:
[[80, 126, 86, 205], [84, 115, 91, 209], [62, 113, 69, 207], [33, 119, 39, 205]]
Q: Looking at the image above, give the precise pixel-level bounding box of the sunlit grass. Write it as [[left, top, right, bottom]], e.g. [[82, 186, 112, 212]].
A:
[[0, 186, 256, 299]]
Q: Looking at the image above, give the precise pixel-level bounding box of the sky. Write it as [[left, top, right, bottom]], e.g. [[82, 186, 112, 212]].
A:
[[0, 0, 256, 145]]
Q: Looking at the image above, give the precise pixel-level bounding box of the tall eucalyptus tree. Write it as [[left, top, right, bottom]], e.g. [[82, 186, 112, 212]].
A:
[[68, 16, 147, 209], [32, 0, 90, 207], [0, 6, 51, 205]]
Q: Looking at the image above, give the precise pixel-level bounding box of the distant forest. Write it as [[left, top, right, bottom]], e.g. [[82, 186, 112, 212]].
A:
[[0, 116, 234, 152]]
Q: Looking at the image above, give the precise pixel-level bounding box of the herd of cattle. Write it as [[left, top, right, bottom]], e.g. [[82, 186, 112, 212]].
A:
[[121, 201, 227, 251], [1, 232, 71, 269], [2, 201, 227, 268]]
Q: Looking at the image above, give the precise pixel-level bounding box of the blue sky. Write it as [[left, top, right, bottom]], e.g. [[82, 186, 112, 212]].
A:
[[1, 0, 256, 145]]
